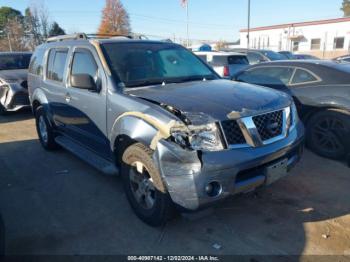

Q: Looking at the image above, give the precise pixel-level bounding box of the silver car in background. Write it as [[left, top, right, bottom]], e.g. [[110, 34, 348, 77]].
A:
[[195, 51, 249, 78], [0, 52, 32, 114]]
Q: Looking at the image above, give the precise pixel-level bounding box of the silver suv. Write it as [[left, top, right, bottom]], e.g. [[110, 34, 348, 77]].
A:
[[28, 34, 304, 226]]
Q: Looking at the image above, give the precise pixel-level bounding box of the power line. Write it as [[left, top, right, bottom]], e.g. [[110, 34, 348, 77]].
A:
[[50, 10, 240, 29]]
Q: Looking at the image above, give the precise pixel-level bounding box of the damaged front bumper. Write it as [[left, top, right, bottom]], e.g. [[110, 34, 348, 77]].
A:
[[153, 122, 304, 210], [0, 83, 30, 112]]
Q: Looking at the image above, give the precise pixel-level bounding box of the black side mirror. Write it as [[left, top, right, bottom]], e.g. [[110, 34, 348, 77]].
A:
[[71, 74, 97, 91]]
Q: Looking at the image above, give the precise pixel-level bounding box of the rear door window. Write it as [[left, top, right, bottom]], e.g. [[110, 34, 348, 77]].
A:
[[291, 69, 318, 85], [47, 49, 69, 82], [29, 49, 45, 76], [227, 55, 249, 65]]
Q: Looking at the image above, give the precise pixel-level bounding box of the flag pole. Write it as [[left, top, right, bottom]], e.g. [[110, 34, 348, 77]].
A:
[[186, 1, 189, 47], [247, 0, 251, 49]]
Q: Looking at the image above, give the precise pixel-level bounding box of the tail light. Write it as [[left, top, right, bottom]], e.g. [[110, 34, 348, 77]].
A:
[[223, 66, 230, 77]]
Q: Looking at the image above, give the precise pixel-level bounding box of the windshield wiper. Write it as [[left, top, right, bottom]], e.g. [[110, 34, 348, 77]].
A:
[[126, 79, 166, 88], [170, 74, 216, 83]]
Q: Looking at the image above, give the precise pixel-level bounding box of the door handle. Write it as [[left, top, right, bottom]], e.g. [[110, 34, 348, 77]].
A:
[[65, 93, 71, 103]]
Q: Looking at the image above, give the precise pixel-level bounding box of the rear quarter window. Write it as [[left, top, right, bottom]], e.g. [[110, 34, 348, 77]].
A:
[[29, 49, 45, 76], [227, 55, 249, 65], [291, 69, 318, 85]]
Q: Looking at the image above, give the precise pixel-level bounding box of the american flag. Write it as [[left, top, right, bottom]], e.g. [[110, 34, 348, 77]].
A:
[[180, 0, 188, 8]]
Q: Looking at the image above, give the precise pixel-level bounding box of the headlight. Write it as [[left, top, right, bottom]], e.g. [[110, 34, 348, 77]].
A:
[[171, 123, 224, 151], [290, 102, 299, 130]]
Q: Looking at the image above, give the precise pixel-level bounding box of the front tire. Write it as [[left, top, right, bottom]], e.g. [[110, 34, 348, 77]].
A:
[[35, 106, 59, 150], [306, 109, 350, 159], [121, 143, 175, 227], [0, 214, 4, 257]]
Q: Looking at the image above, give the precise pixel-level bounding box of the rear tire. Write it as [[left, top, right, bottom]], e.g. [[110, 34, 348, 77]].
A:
[[306, 109, 350, 159], [35, 106, 59, 150], [121, 143, 175, 227]]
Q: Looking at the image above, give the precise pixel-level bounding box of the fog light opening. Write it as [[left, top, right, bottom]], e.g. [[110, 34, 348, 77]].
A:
[[205, 181, 222, 197]]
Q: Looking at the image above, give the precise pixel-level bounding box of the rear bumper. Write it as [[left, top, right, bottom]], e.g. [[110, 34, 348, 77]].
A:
[[154, 122, 304, 210]]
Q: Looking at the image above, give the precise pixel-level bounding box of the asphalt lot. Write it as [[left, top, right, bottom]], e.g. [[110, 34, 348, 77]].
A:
[[0, 110, 350, 256]]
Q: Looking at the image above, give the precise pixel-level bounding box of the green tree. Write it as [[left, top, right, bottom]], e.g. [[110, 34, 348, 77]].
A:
[[0, 6, 23, 31], [341, 0, 350, 17], [49, 22, 65, 37]]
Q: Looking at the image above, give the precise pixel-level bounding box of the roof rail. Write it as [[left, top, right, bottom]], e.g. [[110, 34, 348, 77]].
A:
[[45, 33, 152, 43], [46, 33, 88, 43]]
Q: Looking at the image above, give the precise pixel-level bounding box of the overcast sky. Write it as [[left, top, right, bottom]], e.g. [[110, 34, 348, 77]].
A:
[[1, 0, 344, 42]]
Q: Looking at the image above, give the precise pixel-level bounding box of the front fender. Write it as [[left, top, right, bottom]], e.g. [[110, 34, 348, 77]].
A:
[[110, 115, 159, 151]]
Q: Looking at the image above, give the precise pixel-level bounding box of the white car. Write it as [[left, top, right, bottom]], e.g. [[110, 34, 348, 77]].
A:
[[194, 51, 249, 78]]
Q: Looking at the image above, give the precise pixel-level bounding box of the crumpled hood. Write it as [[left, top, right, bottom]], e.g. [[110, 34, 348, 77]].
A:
[[126, 79, 291, 122], [0, 69, 28, 82]]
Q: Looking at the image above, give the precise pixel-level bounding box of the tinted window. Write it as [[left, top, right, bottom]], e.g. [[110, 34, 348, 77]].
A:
[[29, 49, 45, 75], [102, 43, 216, 87], [71, 51, 98, 80], [291, 69, 318, 84], [247, 52, 265, 64], [211, 55, 248, 65], [261, 51, 285, 61], [47, 49, 68, 82], [0, 54, 31, 70], [237, 67, 294, 86], [334, 37, 345, 49]]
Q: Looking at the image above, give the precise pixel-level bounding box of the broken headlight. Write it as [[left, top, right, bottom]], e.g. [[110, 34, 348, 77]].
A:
[[171, 123, 224, 151]]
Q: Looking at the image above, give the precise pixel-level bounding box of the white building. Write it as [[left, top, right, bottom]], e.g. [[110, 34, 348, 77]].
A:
[[239, 17, 350, 59]]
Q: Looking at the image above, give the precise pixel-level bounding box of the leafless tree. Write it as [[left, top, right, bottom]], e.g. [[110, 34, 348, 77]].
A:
[[0, 17, 27, 51]]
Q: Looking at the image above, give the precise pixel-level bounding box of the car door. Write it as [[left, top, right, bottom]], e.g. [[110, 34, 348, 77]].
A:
[[64, 47, 111, 159], [43, 48, 70, 132]]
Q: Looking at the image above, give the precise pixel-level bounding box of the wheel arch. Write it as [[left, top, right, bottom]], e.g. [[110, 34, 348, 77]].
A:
[[111, 115, 162, 167]]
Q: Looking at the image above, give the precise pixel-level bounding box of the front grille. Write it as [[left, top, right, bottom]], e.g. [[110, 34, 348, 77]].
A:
[[221, 120, 246, 145], [253, 110, 283, 141], [11, 92, 30, 106]]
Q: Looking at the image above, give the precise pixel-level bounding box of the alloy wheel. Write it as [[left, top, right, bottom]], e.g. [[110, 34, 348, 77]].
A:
[[311, 117, 346, 155], [38, 115, 48, 144], [129, 161, 156, 210]]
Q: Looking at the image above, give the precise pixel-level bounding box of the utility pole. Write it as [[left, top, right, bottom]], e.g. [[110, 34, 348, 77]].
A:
[[7, 32, 12, 52], [186, 0, 189, 47], [247, 0, 251, 49]]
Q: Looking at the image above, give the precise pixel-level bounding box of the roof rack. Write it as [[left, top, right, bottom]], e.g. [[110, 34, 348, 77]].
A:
[[46, 33, 88, 43], [46, 33, 146, 43]]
